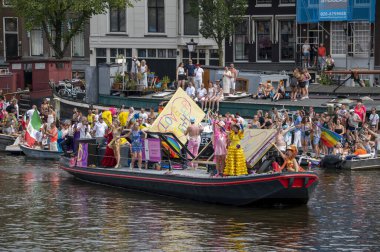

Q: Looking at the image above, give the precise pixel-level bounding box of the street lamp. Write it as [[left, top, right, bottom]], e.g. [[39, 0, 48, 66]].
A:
[[186, 38, 198, 59], [116, 56, 126, 90]]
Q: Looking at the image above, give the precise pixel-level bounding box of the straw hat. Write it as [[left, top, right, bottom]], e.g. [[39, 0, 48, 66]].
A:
[[286, 145, 298, 154]]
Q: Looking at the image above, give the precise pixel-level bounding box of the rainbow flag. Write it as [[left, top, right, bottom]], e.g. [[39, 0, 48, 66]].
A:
[[320, 126, 343, 148]]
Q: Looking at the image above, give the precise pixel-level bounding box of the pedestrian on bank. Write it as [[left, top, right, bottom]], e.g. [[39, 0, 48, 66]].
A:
[[176, 62, 186, 90], [194, 64, 204, 89], [185, 59, 196, 85], [230, 64, 238, 95], [318, 43, 326, 70], [302, 40, 311, 68]]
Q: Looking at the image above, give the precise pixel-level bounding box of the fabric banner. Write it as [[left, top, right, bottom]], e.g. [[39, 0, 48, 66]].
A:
[[240, 129, 277, 167], [149, 88, 205, 144], [77, 143, 88, 168], [143, 138, 162, 162], [319, 0, 348, 21]]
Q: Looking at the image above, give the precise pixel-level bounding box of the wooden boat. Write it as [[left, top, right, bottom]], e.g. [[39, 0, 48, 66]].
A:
[[0, 134, 17, 151], [59, 157, 319, 206], [320, 154, 380, 170], [20, 145, 63, 159]]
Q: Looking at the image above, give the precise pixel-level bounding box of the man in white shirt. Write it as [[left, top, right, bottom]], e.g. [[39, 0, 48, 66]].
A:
[[92, 117, 108, 138], [139, 108, 148, 124], [77, 118, 91, 139], [369, 107, 379, 131], [194, 64, 204, 89], [26, 105, 39, 119], [302, 40, 311, 68], [196, 84, 207, 110], [186, 82, 196, 99]]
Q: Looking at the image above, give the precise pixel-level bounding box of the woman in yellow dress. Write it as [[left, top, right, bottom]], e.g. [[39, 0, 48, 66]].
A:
[[224, 124, 247, 176]]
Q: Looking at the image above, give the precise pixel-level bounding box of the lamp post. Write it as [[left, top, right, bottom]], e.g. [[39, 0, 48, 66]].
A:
[[186, 38, 198, 60], [116, 56, 126, 90]]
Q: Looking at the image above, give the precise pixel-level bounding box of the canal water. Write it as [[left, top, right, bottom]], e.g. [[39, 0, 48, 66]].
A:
[[0, 154, 379, 251]]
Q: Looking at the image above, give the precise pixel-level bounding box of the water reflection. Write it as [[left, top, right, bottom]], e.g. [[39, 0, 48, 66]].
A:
[[0, 154, 379, 251]]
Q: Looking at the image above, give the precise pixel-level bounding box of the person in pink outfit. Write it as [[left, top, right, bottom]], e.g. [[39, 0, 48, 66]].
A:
[[212, 116, 227, 177], [185, 117, 204, 169]]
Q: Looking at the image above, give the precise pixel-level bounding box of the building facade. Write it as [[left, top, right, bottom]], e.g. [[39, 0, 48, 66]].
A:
[[0, 1, 90, 77], [89, 0, 218, 79], [225, 0, 297, 71], [296, 0, 376, 74]]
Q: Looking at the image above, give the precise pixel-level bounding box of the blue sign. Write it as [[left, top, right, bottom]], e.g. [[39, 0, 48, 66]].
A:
[[319, 0, 348, 21]]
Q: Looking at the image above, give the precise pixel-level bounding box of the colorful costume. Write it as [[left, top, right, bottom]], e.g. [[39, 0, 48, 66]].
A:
[[131, 130, 143, 153], [224, 130, 247, 176], [101, 131, 117, 167], [213, 120, 227, 156]]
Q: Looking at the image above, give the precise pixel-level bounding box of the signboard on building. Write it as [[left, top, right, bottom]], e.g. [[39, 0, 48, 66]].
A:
[[319, 0, 348, 21]]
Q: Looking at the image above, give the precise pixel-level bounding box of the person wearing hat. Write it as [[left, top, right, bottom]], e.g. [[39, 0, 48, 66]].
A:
[[185, 117, 203, 169], [194, 64, 204, 89], [212, 115, 227, 177], [224, 123, 247, 176], [272, 143, 300, 172]]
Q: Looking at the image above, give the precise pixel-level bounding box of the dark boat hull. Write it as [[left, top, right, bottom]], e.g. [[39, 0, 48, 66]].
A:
[[321, 155, 380, 170], [0, 134, 16, 151], [20, 145, 63, 159], [59, 158, 318, 206]]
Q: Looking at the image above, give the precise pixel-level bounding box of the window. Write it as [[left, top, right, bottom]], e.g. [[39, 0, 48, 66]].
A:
[[72, 32, 84, 57], [96, 48, 107, 65], [4, 17, 18, 59], [158, 49, 166, 58], [168, 49, 176, 58], [280, 0, 295, 4], [256, 0, 271, 5], [209, 49, 219, 66], [184, 0, 198, 35], [148, 49, 157, 58], [30, 29, 43, 56], [234, 18, 249, 61], [256, 20, 272, 61], [279, 20, 295, 61], [110, 7, 126, 32], [355, 0, 370, 5], [110, 48, 131, 62], [351, 23, 371, 55], [138, 49, 147, 58], [331, 22, 346, 55], [148, 0, 165, 33]]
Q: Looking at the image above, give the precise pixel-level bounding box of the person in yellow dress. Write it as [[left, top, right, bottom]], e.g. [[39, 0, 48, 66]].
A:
[[224, 123, 248, 176]]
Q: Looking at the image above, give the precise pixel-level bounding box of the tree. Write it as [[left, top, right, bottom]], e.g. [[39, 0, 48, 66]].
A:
[[191, 0, 248, 66], [10, 0, 134, 59]]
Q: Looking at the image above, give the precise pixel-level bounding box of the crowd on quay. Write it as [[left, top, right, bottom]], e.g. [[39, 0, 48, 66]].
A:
[[1, 85, 379, 177]]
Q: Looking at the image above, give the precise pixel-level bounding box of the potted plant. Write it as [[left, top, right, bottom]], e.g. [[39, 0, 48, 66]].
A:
[[113, 72, 123, 90], [162, 76, 170, 90]]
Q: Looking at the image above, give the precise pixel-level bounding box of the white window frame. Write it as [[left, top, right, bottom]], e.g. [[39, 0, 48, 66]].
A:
[[2, 0, 11, 7], [108, 7, 128, 34], [330, 22, 347, 57], [71, 31, 85, 57], [145, 0, 166, 35], [3, 17, 19, 60], [29, 28, 43, 56], [253, 15, 274, 62], [279, 0, 296, 7], [354, 0, 370, 7], [275, 15, 296, 63], [255, 0, 272, 7], [350, 22, 371, 56], [233, 16, 250, 63], [182, 0, 199, 37]]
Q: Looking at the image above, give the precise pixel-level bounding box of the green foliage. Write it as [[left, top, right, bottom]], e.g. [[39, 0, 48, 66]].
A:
[[162, 75, 170, 84], [319, 73, 333, 85], [114, 72, 123, 83], [9, 0, 135, 59], [190, 0, 248, 66]]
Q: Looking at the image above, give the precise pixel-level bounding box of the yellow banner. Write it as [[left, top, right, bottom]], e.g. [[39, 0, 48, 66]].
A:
[[241, 129, 277, 167], [149, 88, 205, 144]]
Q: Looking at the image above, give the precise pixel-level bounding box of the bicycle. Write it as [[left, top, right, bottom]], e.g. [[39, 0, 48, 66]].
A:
[[58, 81, 84, 98]]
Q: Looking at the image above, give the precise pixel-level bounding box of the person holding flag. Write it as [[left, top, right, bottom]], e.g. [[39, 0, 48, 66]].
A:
[[25, 109, 42, 147]]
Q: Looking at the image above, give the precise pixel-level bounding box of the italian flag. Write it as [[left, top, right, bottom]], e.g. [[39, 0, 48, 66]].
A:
[[25, 110, 42, 147]]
